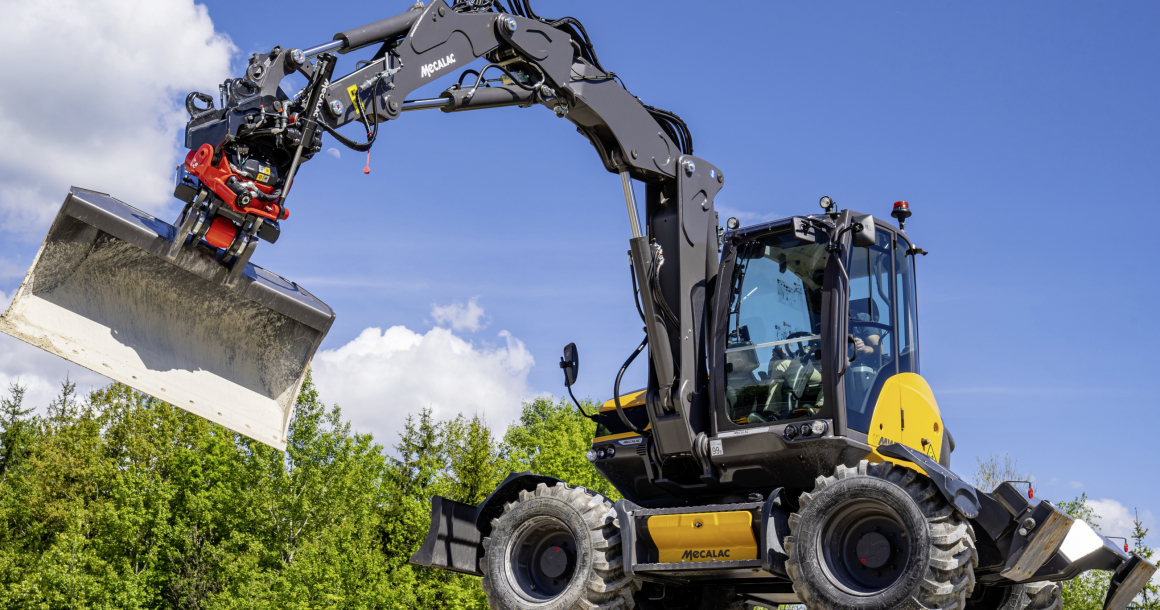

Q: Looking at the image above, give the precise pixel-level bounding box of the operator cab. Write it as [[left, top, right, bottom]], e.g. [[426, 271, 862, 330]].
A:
[[717, 211, 921, 439]]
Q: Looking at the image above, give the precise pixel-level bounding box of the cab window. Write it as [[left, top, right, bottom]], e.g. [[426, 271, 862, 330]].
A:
[[844, 230, 921, 432], [724, 232, 828, 425]]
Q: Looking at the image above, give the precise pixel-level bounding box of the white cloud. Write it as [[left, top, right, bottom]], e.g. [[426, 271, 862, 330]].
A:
[[0, 0, 235, 239], [1086, 498, 1154, 540], [310, 324, 537, 444], [1069, 481, 1083, 489], [0, 334, 110, 415], [326, 148, 342, 159], [431, 297, 487, 332]]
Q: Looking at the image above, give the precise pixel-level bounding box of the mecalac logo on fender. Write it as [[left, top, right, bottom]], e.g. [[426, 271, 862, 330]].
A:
[[681, 549, 731, 561], [420, 54, 456, 78]]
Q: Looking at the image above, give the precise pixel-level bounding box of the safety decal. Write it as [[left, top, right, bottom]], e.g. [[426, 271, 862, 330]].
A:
[[346, 85, 360, 115]]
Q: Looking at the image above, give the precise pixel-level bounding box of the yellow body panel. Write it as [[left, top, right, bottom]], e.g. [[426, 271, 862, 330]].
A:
[[647, 511, 758, 563], [867, 373, 944, 474], [593, 389, 649, 444], [599, 389, 646, 412]]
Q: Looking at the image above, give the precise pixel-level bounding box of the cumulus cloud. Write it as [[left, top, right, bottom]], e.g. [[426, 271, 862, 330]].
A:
[[0, 0, 235, 238], [310, 324, 537, 444], [431, 297, 488, 332], [1, 280, 109, 410], [1085, 498, 1154, 539], [0, 334, 110, 414]]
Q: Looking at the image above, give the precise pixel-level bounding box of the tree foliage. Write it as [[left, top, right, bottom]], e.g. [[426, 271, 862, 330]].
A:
[[0, 378, 612, 609]]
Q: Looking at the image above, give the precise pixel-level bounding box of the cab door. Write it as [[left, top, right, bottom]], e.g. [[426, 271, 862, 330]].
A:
[[845, 227, 942, 463]]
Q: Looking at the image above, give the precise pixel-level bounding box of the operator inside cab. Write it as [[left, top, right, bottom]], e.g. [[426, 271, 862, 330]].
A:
[[724, 233, 827, 424], [723, 223, 920, 430]]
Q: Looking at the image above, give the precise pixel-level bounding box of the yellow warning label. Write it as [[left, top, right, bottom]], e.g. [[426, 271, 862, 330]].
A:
[[347, 84, 360, 115], [260, 166, 270, 175]]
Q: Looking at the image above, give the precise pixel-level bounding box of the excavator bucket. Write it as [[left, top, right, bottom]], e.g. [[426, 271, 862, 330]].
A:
[[0, 187, 334, 450]]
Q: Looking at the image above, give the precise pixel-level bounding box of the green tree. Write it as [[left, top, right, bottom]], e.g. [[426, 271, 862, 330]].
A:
[[502, 396, 619, 500], [0, 381, 33, 482], [443, 414, 503, 506], [972, 452, 1030, 493], [380, 408, 488, 610], [1058, 493, 1113, 610], [1129, 509, 1157, 610]]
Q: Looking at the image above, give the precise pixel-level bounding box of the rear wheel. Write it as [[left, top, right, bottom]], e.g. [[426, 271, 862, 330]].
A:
[[785, 460, 978, 610], [481, 482, 639, 610], [967, 581, 1061, 610]]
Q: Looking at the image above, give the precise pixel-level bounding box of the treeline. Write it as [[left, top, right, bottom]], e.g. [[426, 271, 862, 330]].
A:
[[0, 378, 1156, 609], [0, 376, 612, 609]]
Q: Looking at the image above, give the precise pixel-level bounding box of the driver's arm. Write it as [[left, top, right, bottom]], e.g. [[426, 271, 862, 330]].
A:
[[853, 335, 879, 356]]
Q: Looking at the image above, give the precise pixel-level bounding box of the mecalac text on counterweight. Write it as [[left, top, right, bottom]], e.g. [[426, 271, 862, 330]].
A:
[[681, 549, 731, 560]]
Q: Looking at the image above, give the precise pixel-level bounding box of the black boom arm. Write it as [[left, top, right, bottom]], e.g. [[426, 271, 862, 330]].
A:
[[182, 0, 724, 459]]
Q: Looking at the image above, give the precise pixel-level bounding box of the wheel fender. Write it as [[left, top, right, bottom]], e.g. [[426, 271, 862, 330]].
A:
[[759, 487, 791, 577], [474, 472, 564, 536], [878, 442, 981, 518]]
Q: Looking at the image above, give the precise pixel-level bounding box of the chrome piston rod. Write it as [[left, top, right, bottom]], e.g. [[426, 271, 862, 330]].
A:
[[621, 170, 643, 239], [302, 39, 344, 57], [400, 97, 453, 111]]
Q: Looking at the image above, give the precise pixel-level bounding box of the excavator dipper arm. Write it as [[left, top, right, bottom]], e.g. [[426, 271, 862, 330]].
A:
[[182, 0, 722, 456]]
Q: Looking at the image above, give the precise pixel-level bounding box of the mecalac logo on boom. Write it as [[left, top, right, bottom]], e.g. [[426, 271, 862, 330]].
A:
[[420, 54, 456, 78], [681, 549, 731, 561]]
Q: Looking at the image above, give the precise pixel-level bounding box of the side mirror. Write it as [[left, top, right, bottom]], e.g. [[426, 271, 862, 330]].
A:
[[852, 214, 877, 248], [560, 343, 579, 387]]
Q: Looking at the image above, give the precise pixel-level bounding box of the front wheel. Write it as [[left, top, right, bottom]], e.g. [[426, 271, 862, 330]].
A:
[[480, 482, 639, 610], [785, 460, 978, 610]]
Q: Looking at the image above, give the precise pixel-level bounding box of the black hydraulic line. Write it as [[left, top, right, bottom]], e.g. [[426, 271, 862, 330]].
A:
[[317, 79, 383, 152], [649, 256, 680, 327], [455, 69, 483, 89], [628, 254, 646, 323], [464, 62, 543, 92], [566, 384, 596, 421], [613, 335, 650, 436]]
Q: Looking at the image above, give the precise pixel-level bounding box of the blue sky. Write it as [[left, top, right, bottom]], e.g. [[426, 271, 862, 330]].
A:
[[0, 1, 1157, 541]]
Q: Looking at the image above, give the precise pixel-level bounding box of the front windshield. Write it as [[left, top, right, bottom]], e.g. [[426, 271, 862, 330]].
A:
[[725, 232, 828, 426]]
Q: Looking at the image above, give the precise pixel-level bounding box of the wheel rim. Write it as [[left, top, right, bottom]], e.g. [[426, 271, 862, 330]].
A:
[[506, 515, 579, 602], [817, 498, 912, 595]]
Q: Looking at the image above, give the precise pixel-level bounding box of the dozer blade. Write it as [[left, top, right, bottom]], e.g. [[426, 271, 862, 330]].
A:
[[0, 187, 334, 450]]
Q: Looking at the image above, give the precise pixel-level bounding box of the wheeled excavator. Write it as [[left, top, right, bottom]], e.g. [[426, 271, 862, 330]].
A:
[[1, 2, 1154, 609]]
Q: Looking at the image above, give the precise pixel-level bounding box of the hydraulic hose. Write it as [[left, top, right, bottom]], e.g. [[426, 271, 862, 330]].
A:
[[613, 334, 650, 436]]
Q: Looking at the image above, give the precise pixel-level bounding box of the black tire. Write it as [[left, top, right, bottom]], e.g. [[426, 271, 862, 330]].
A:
[[480, 482, 639, 610], [967, 582, 1061, 610], [784, 460, 978, 610]]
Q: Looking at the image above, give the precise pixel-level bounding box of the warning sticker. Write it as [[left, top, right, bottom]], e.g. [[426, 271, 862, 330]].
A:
[[346, 84, 360, 115]]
